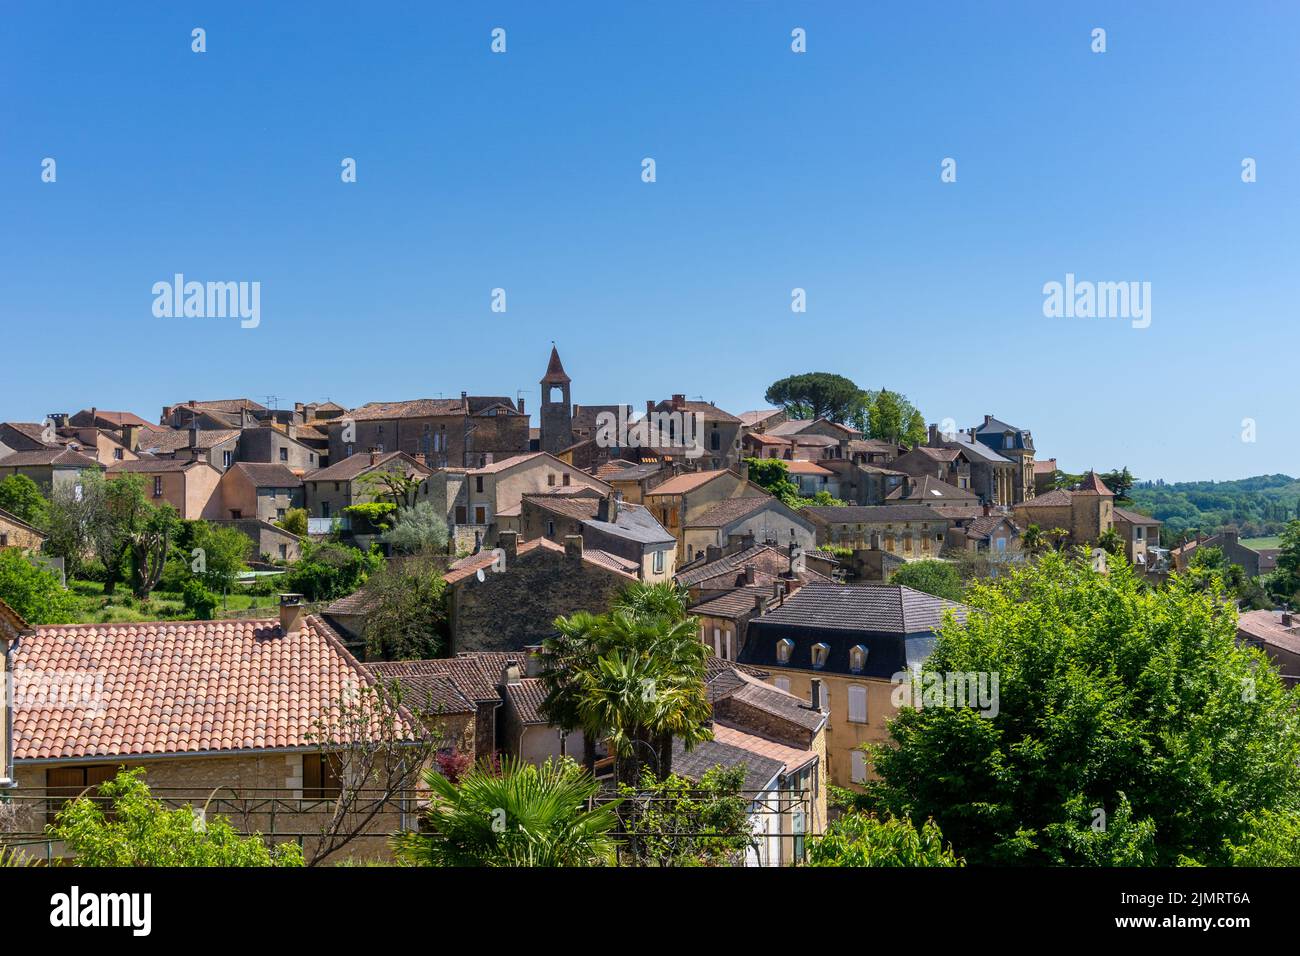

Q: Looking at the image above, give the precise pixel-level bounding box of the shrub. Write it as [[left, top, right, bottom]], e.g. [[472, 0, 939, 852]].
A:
[[181, 578, 218, 620]]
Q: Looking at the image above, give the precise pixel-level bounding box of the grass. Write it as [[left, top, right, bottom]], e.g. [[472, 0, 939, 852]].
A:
[[1241, 536, 1283, 550], [66, 579, 281, 624]]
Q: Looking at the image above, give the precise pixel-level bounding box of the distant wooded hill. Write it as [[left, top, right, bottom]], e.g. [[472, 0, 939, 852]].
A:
[[1128, 474, 1300, 543]]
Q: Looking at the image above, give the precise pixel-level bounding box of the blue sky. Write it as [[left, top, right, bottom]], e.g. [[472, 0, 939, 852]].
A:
[[2, 2, 1297, 481]]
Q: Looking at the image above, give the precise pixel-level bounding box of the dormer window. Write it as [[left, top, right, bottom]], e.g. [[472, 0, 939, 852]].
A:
[[811, 643, 830, 669], [850, 644, 868, 674], [776, 638, 794, 664]]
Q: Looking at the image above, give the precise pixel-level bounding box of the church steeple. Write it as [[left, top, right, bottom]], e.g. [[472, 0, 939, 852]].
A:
[[539, 344, 573, 454]]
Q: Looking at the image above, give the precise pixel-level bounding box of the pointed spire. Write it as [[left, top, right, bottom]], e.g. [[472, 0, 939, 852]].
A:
[[1077, 470, 1113, 495], [541, 344, 570, 385]]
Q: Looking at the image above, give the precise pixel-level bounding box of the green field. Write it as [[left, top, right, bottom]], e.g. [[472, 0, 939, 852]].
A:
[[1241, 536, 1283, 550]]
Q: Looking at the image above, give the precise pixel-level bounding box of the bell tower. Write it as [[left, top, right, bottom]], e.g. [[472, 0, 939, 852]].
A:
[[539, 345, 572, 455]]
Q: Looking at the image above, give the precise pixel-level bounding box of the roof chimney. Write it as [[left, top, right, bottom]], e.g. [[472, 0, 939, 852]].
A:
[[369, 447, 381, 466], [742, 564, 755, 585], [810, 678, 823, 712], [598, 490, 620, 523], [564, 534, 584, 560], [1282, 610, 1293, 627], [523, 645, 543, 678], [500, 659, 522, 686], [753, 592, 766, 613], [671, 394, 686, 411], [498, 530, 518, 559], [278, 593, 306, 635]]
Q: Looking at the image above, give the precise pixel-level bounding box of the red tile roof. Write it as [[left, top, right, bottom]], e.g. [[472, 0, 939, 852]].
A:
[[10, 614, 402, 761], [644, 469, 733, 497]]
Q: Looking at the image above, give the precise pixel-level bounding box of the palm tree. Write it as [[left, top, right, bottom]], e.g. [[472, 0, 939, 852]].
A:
[[541, 581, 712, 784], [391, 757, 619, 867], [1022, 524, 1046, 557]]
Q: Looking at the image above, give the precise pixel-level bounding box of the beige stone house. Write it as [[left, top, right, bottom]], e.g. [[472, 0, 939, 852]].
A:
[[1011, 471, 1113, 547], [302, 450, 433, 524], [460, 452, 610, 545], [0, 508, 47, 551], [801, 504, 949, 560], [0, 447, 100, 496], [2, 598, 427, 863], [219, 462, 304, 523], [106, 458, 224, 520], [1112, 506, 1162, 569], [644, 467, 765, 561], [683, 495, 817, 563], [519, 491, 678, 582], [739, 582, 969, 791]]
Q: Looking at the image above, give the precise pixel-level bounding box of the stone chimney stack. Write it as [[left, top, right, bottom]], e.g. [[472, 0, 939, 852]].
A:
[[671, 394, 686, 411], [523, 645, 543, 678], [598, 490, 620, 523], [927, 423, 938, 446], [278, 593, 306, 635], [500, 659, 522, 686], [498, 530, 518, 559], [810, 678, 823, 711], [564, 534, 584, 560], [369, 448, 381, 466], [742, 564, 755, 585], [189, 424, 199, 449]]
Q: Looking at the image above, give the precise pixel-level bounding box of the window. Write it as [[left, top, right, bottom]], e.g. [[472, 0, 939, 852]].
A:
[[279, 447, 288, 461], [653, 550, 664, 574], [152, 476, 163, 497], [0, 533, 7, 547], [223, 450, 234, 468], [562, 473, 570, 486], [547, 520, 555, 537], [113, 447, 123, 460], [851, 750, 867, 783], [774, 676, 791, 693], [303, 752, 343, 799], [849, 644, 868, 674], [475, 476, 484, 493], [321, 500, 330, 518], [46, 765, 119, 825], [848, 685, 868, 723], [455, 506, 466, 524], [230, 509, 242, 519], [776, 638, 794, 664], [811, 643, 829, 669], [713, 627, 722, 657], [334, 482, 340, 492], [710, 431, 720, 451], [547, 473, 556, 487], [278, 544, 288, 559], [276, 508, 286, 520], [346, 443, 354, 457]]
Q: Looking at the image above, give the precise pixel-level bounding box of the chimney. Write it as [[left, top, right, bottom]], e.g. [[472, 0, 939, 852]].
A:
[[671, 394, 686, 411], [753, 592, 766, 613], [460, 390, 468, 411], [983, 502, 992, 516], [739, 460, 750, 482], [772, 580, 786, 600], [984, 414, 993, 426], [1282, 610, 1293, 627], [598, 490, 620, 523], [498, 530, 518, 559], [278, 593, 306, 635], [705, 545, 722, 563], [564, 534, 584, 560], [189, 424, 199, 449], [500, 659, 522, 686], [369, 447, 381, 466], [122, 423, 140, 451], [810, 678, 823, 711], [742, 564, 755, 585], [646, 400, 655, 419], [89, 406, 98, 427], [523, 645, 543, 678], [927, 423, 938, 445]]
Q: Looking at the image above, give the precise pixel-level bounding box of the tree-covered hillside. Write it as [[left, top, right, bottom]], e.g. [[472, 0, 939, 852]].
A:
[[1128, 474, 1300, 543]]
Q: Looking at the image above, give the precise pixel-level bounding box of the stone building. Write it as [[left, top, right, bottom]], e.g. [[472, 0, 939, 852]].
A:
[[329, 395, 529, 469], [1011, 471, 1113, 546], [969, 414, 1036, 503]]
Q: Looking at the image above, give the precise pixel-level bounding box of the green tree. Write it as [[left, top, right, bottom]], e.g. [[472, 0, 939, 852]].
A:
[[742, 458, 802, 507], [1020, 523, 1047, 557], [1096, 527, 1125, 557], [859, 388, 926, 447], [380, 501, 449, 555], [764, 372, 866, 423], [0, 473, 49, 528], [287, 541, 383, 601], [187, 520, 252, 593], [356, 464, 426, 509], [392, 758, 619, 867], [889, 560, 963, 602], [102, 475, 181, 600], [0, 548, 78, 624], [50, 768, 303, 866], [361, 554, 448, 660], [1100, 467, 1136, 502], [181, 577, 218, 620], [806, 813, 963, 867], [1268, 519, 1300, 605], [615, 765, 754, 866], [866, 551, 1300, 866], [44, 469, 110, 581], [276, 507, 308, 538]]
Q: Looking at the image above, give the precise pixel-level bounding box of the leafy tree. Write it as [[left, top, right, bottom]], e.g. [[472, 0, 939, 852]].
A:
[[806, 813, 963, 867], [858, 388, 926, 448], [50, 768, 303, 866], [0, 473, 48, 528], [1268, 519, 1300, 606], [1100, 467, 1135, 502], [186, 520, 252, 593], [356, 465, 426, 509], [277, 507, 308, 537], [287, 541, 382, 601], [102, 475, 182, 600], [866, 551, 1300, 866], [1020, 523, 1047, 557], [392, 757, 620, 867], [361, 553, 448, 660], [742, 457, 801, 507], [1225, 809, 1300, 866], [0, 548, 78, 624], [764, 372, 865, 423], [380, 501, 449, 555], [615, 765, 754, 866], [181, 578, 218, 620], [44, 469, 110, 580], [889, 560, 963, 602], [342, 501, 397, 533]]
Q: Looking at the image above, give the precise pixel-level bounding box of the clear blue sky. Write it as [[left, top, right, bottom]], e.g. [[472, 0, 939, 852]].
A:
[[3, 2, 1297, 482]]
